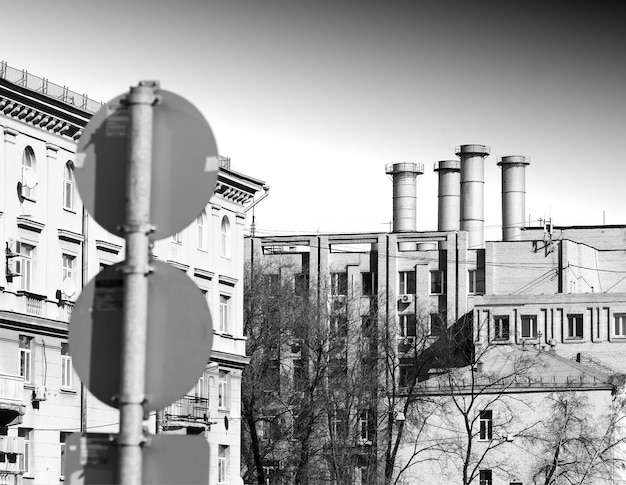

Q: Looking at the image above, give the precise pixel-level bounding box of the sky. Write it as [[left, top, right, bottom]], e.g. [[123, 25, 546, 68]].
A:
[[2, 1, 625, 242]]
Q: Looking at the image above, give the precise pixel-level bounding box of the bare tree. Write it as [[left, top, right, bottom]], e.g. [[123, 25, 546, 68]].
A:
[[525, 390, 626, 484]]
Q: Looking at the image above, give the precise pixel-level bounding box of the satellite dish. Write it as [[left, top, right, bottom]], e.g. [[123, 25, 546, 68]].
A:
[[23, 168, 38, 189], [62, 278, 77, 297]]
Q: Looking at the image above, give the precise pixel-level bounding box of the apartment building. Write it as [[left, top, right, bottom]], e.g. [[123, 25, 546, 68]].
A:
[[0, 62, 264, 485]]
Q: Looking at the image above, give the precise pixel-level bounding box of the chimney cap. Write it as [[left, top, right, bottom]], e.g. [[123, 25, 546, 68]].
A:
[[385, 162, 424, 175], [434, 160, 461, 172], [455, 144, 490, 156], [497, 155, 530, 166]]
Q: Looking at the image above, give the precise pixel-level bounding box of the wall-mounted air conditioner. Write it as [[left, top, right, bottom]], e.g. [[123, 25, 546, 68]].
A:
[[32, 385, 48, 401]]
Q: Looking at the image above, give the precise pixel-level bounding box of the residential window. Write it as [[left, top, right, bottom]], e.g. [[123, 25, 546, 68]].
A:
[[399, 314, 417, 338], [218, 445, 229, 484], [221, 216, 230, 258], [61, 343, 72, 389], [331, 409, 347, 437], [171, 231, 182, 244], [567, 314, 584, 339], [615, 314, 626, 337], [21, 146, 36, 200], [262, 274, 280, 294], [430, 314, 445, 336], [63, 162, 74, 210], [361, 272, 377, 296], [521, 315, 537, 339], [219, 295, 231, 333], [359, 409, 371, 441], [478, 410, 493, 441], [196, 210, 207, 250], [399, 271, 416, 295], [15, 242, 35, 292], [479, 470, 492, 485], [19, 335, 33, 384], [331, 315, 348, 339], [330, 272, 348, 296], [218, 370, 229, 409], [494, 316, 510, 340], [18, 428, 32, 474], [430, 270, 444, 295], [60, 431, 69, 478]]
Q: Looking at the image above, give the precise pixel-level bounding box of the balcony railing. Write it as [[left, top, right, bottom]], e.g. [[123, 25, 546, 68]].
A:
[[163, 395, 210, 424], [0, 374, 24, 404], [1, 60, 103, 113]]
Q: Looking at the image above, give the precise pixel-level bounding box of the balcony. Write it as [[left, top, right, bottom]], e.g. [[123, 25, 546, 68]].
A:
[[0, 374, 25, 426], [162, 395, 210, 431]]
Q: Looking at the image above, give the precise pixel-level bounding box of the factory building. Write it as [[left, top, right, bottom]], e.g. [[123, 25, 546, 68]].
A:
[[245, 144, 626, 484], [0, 63, 264, 485]]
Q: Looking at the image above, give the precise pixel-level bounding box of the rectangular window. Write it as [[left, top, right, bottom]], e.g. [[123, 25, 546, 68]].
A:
[[219, 295, 230, 333], [494, 316, 510, 340], [361, 272, 377, 296], [398, 271, 416, 295], [61, 343, 72, 389], [479, 470, 493, 485], [15, 242, 35, 292], [521, 315, 537, 339], [430, 314, 445, 336], [171, 232, 182, 244], [430, 270, 444, 295], [262, 274, 280, 294], [615, 314, 626, 337], [294, 273, 309, 296], [63, 164, 74, 210], [478, 410, 493, 440], [330, 272, 348, 296], [20, 335, 33, 384], [18, 428, 32, 474], [399, 314, 417, 338], [359, 409, 371, 441], [60, 431, 69, 478], [218, 445, 229, 484], [567, 314, 584, 339], [218, 370, 229, 409]]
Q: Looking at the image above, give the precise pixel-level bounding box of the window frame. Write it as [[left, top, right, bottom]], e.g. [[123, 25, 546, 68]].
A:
[[361, 272, 377, 296], [479, 469, 493, 485], [430, 313, 445, 337], [520, 314, 538, 339], [63, 162, 75, 211], [16, 242, 35, 292], [567, 313, 584, 340], [219, 295, 231, 334], [429, 270, 445, 295], [218, 370, 229, 409], [399, 314, 417, 338], [221, 216, 231, 258], [493, 315, 510, 341], [615, 313, 626, 337], [478, 409, 493, 441], [19, 335, 33, 385], [21, 146, 36, 200], [196, 210, 207, 250], [217, 445, 229, 484], [171, 231, 183, 244], [61, 342, 73, 390], [359, 409, 371, 442], [330, 272, 348, 296], [18, 427, 32, 475], [398, 270, 416, 295]]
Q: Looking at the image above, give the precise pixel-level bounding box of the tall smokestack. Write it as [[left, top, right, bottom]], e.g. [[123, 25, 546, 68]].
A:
[[434, 160, 461, 231], [456, 144, 490, 249], [498, 155, 529, 241], [385, 162, 424, 233]]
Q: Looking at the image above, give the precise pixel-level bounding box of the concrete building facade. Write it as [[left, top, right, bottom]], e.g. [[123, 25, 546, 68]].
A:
[[0, 63, 264, 485], [245, 145, 626, 484]]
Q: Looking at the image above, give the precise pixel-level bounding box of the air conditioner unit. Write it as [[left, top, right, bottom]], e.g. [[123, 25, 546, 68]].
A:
[[400, 294, 413, 303], [32, 385, 48, 401]]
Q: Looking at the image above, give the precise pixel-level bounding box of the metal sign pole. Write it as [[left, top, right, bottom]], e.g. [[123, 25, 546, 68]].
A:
[[117, 81, 158, 485]]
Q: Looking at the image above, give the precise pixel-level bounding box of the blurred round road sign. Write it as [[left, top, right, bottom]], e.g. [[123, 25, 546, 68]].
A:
[[74, 90, 219, 240], [69, 261, 213, 411]]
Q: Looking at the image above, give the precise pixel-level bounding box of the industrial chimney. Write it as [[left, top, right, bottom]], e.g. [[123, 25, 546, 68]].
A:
[[385, 162, 424, 233], [434, 160, 461, 231], [456, 144, 490, 249], [498, 155, 529, 241]]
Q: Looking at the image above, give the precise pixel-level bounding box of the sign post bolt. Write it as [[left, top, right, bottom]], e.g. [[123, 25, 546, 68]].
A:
[[118, 81, 158, 485]]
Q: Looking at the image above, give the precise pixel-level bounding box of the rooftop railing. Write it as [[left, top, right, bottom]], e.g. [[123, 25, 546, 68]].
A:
[[0, 61, 103, 113]]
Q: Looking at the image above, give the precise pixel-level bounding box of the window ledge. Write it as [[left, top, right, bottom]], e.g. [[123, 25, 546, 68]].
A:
[[62, 207, 77, 214], [60, 388, 77, 394], [17, 290, 46, 300]]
